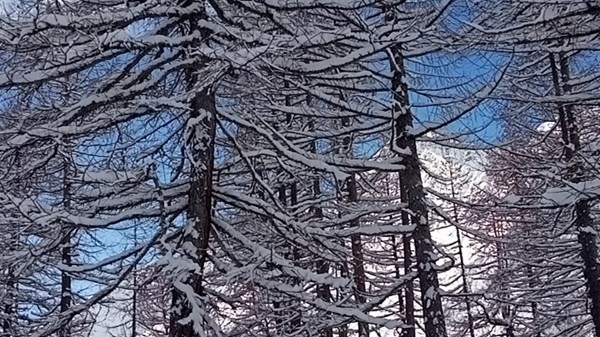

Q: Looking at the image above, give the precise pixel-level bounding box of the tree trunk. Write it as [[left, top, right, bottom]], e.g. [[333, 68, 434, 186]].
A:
[[309, 115, 334, 337], [448, 170, 475, 337], [491, 220, 512, 335], [390, 43, 447, 337], [347, 174, 368, 337], [132, 212, 138, 337], [169, 2, 216, 336], [575, 201, 600, 337], [272, 185, 286, 334], [291, 183, 303, 332], [59, 153, 72, 337], [397, 177, 415, 337], [340, 110, 368, 337], [338, 260, 350, 337], [402, 234, 415, 337], [390, 235, 404, 313], [550, 52, 600, 337], [526, 265, 539, 337], [2, 264, 15, 337], [169, 86, 217, 337]]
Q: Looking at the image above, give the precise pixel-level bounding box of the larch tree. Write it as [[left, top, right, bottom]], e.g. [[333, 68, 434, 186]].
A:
[[5, 2, 598, 337]]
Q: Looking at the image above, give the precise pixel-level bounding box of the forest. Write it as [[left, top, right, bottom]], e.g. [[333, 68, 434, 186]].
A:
[[0, 1, 599, 337]]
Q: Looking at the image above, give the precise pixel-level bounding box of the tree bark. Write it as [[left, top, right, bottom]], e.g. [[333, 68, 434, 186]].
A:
[[169, 87, 217, 337], [289, 183, 301, 330], [390, 235, 404, 313], [340, 111, 368, 337], [390, 43, 447, 337], [550, 53, 600, 337], [402, 234, 415, 337], [397, 177, 415, 337], [550, 54, 600, 336], [347, 174, 368, 337], [1, 262, 15, 337], [169, 2, 217, 336], [132, 210, 138, 337], [59, 153, 72, 337], [338, 260, 350, 337]]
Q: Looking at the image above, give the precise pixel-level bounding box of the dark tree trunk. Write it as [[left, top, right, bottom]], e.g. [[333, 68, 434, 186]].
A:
[[288, 182, 303, 334], [390, 235, 404, 312], [2, 266, 15, 337], [347, 174, 368, 337], [340, 110, 368, 337], [169, 87, 217, 337], [397, 177, 415, 337], [575, 201, 600, 337], [169, 2, 216, 336], [132, 213, 138, 337], [272, 185, 286, 334], [59, 155, 72, 337], [390, 43, 447, 337], [402, 234, 415, 337], [526, 265, 540, 337], [59, 233, 72, 337], [338, 260, 350, 337], [381, 7, 416, 337], [550, 52, 600, 337]]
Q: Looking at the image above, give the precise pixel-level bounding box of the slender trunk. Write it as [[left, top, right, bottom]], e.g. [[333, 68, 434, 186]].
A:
[[59, 154, 72, 337], [548, 54, 573, 160], [336, 170, 350, 337], [340, 111, 368, 337], [132, 216, 138, 337], [448, 170, 474, 337], [390, 235, 404, 313], [317, 258, 334, 337], [574, 200, 600, 336], [59, 225, 72, 330], [347, 175, 368, 337], [402, 234, 415, 337], [550, 53, 600, 337], [390, 43, 447, 337], [310, 114, 333, 337], [491, 220, 512, 335], [272, 83, 303, 335], [386, 177, 405, 318], [338, 260, 350, 337], [170, 86, 217, 337], [455, 230, 474, 337], [289, 182, 302, 333], [170, 87, 217, 337], [2, 264, 15, 337], [272, 185, 286, 333], [169, 3, 216, 336], [398, 177, 415, 337], [126, 150, 138, 337], [287, 86, 301, 334], [383, 8, 413, 337], [526, 265, 539, 337]]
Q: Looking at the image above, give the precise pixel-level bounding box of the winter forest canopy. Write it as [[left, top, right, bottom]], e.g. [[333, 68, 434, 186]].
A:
[[1, 1, 600, 337]]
